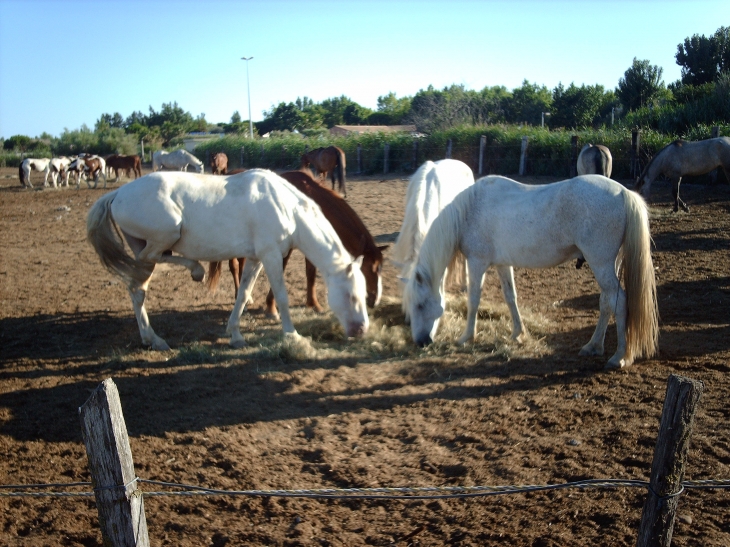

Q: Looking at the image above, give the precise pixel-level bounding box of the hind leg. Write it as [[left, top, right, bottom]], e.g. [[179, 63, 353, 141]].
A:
[[127, 269, 170, 350], [672, 177, 689, 213], [227, 258, 265, 348], [496, 265, 526, 342], [123, 230, 206, 282]]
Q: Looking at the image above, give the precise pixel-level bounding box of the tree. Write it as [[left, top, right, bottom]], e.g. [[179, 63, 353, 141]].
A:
[[258, 102, 306, 133], [676, 26, 730, 86], [369, 92, 412, 125], [616, 58, 667, 111], [551, 83, 613, 129], [506, 80, 552, 125], [3, 135, 32, 152], [319, 96, 371, 127]]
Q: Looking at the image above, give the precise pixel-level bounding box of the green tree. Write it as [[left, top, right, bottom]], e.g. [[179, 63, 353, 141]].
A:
[[506, 80, 552, 125], [616, 58, 667, 111], [368, 92, 412, 125], [258, 102, 306, 133], [3, 135, 32, 152], [551, 83, 613, 128], [676, 26, 730, 86], [319, 96, 371, 127]]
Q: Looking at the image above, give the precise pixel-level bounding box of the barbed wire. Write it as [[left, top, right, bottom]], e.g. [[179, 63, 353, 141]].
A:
[[1, 477, 729, 500]]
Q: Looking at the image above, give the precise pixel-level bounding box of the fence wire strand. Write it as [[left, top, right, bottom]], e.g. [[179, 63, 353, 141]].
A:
[[1, 478, 729, 501]]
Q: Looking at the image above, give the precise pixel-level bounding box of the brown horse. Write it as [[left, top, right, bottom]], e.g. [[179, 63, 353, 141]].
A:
[[636, 137, 730, 212], [106, 154, 142, 180], [208, 169, 387, 313], [210, 152, 228, 175], [300, 146, 347, 197]]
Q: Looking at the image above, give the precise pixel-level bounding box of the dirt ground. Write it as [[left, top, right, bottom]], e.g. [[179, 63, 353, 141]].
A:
[[0, 165, 729, 547]]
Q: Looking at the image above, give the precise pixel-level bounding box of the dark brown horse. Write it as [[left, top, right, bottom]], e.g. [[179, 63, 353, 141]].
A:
[[208, 169, 386, 313], [106, 154, 142, 180], [300, 146, 347, 197], [210, 152, 228, 175]]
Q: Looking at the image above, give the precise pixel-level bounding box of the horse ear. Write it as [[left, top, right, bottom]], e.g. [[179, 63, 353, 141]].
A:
[[353, 255, 364, 268], [377, 245, 389, 253]]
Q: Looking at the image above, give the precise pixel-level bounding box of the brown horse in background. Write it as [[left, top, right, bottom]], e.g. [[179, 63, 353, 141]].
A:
[[210, 152, 228, 175], [106, 154, 142, 180], [208, 169, 387, 313], [300, 146, 347, 197]]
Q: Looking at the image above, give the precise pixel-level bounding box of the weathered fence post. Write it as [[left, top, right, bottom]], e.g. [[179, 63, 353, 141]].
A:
[[630, 129, 641, 179], [519, 136, 529, 176], [80, 378, 150, 547], [412, 140, 419, 171], [357, 143, 362, 174], [240, 146, 245, 169], [570, 135, 579, 178], [383, 143, 390, 175], [636, 374, 704, 547], [260, 144, 265, 166], [140, 140, 145, 164], [446, 139, 452, 159], [478, 135, 487, 176]]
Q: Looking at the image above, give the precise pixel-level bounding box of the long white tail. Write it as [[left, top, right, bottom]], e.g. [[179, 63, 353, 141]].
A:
[[621, 189, 659, 363], [86, 191, 153, 285]]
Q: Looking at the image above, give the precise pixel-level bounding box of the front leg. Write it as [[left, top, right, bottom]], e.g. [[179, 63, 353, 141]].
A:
[[457, 258, 488, 345], [305, 258, 324, 312], [260, 249, 297, 335], [227, 258, 264, 348], [265, 249, 293, 318]]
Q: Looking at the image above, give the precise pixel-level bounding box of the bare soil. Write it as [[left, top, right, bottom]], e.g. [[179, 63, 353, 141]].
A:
[[0, 166, 729, 547]]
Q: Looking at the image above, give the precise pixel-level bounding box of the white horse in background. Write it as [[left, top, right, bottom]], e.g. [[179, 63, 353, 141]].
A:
[[577, 144, 613, 178], [391, 159, 475, 316], [49, 156, 73, 187], [87, 169, 369, 350], [19, 158, 51, 188], [405, 174, 659, 369], [152, 149, 204, 173]]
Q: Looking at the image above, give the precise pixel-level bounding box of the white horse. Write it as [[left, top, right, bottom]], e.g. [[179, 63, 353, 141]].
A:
[[405, 174, 658, 369], [86, 169, 369, 350], [577, 144, 612, 178], [49, 156, 72, 187], [19, 158, 51, 188], [152, 149, 204, 173], [67, 156, 108, 188], [391, 159, 475, 315]]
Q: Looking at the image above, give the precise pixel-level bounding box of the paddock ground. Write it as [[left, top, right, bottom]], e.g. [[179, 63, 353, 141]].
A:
[[1, 166, 729, 546]]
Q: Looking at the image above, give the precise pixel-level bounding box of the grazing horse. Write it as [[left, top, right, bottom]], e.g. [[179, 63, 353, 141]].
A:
[[152, 149, 204, 173], [68, 157, 107, 188], [19, 158, 51, 188], [48, 156, 72, 187], [106, 154, 142, 180], [210, 152, 228, 175], [405, 174, 658, 369], [577, 144, 612, 178], [86, 169, 369, 350], [635, 137, 730, 212], [391, 159, 475, 318], [209, 170, 387, 313], [300, 146, 347, 197]]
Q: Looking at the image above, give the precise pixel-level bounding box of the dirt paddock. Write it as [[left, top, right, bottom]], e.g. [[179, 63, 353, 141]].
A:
[[0, 166, 729, 546]]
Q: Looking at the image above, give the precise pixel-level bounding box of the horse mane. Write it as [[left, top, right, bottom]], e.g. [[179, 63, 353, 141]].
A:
[[391, 160, 433, 271], [416, 184, 473, 294], [280, 170, 381, 261], [636, 140, 685, 187]]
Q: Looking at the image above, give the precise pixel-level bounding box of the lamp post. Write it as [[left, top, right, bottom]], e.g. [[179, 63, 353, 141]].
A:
[[541, 111, 551, 128], [241, 56, 254, 138]]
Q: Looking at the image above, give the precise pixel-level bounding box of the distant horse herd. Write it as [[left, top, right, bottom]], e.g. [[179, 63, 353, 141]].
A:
[[14, 134, 729, 367]]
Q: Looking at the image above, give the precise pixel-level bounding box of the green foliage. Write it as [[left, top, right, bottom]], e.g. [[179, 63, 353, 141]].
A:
[[617, 58, 669, 112], [508, 80, 552, 125], [4, 134, 32, 152], [676, 26, 730, 85], [551, 84, 616, 129]]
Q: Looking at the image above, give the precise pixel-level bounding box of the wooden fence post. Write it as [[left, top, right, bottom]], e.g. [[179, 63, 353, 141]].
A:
[[446, 139, 452, 159], [570, 135, 579, 178], [519, 136, 529, 176], [631, 129, 641, 179], [710, 126, 720, 183], [412, 140, 419, 171], [240, 146, 245, 169], [357, 143, 362, 175], [383, 143, 390, 175], [636, 374, 704, 547], [478, 135, 487, 176], [79, 378, 150, 547]]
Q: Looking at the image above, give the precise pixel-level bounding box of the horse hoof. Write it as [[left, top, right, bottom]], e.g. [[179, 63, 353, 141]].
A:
[[229, 338, 247, 349], [191, 266, 205, 282], [150, 339, 171, 351], [265, 312, 280, 321], [604, 358, 626, 370]]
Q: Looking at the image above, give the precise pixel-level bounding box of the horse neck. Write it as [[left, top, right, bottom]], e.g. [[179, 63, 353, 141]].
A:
[[417, 190, 469, 294], [293, 207, 350, 275]]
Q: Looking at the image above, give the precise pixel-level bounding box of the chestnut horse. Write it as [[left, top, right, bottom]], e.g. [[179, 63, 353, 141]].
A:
[[210, 152, 228, 175], [208, 170, 387, 312], [300, 146, 347, 197], [106, 154, 142, 180]]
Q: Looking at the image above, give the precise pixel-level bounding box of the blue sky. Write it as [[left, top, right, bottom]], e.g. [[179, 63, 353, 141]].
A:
[[0, 0, 727, 138]]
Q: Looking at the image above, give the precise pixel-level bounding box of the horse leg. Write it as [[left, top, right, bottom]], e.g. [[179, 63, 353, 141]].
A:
[[127, 270, 170, 351], [580, 264, 627, 368], [497, 265, 526, 342], [260, 249, 297, 335], [123, 230, 207, 282], [305, 258, 324, 312], [457, 257, 489, 345], [226, 258, 265, 348], [672, 177, 689, 213], [265, 249, 293, 319]]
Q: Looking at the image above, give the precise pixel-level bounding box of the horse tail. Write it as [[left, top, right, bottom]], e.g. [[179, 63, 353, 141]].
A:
[[335, 147, 346, 196], [18, 163, 25, 186], [593, 149, 604, 176], [206, 261, 223, 292], [86, 191, 154, 286], [621, 188, 659, 363]]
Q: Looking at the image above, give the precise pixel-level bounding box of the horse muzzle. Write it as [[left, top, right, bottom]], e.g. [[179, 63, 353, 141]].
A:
[[347, 323, 367, 338], [415, 334, 433, 348]]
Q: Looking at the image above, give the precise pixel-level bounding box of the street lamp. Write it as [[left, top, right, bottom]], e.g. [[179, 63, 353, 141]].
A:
[[241, 56, 254, 138], [541, 111, 551, 128]]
